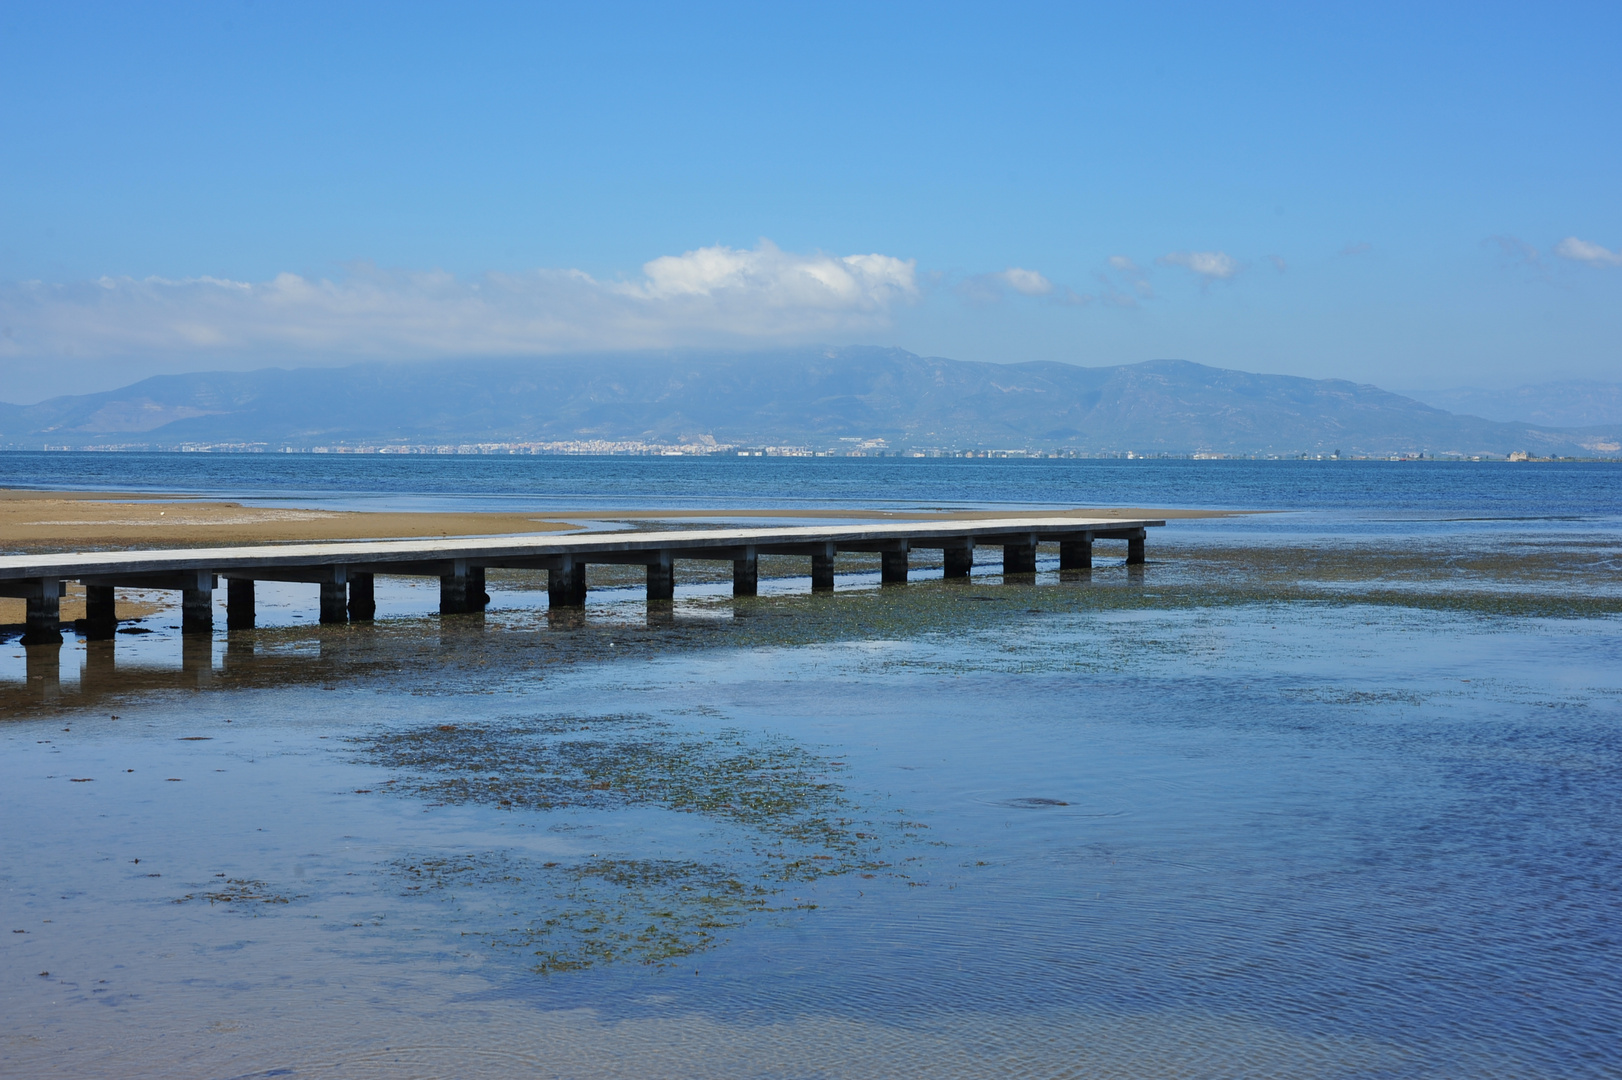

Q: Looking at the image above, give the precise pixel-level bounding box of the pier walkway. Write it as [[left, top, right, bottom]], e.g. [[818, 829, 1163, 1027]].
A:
[[1, 516, 1162, 644]]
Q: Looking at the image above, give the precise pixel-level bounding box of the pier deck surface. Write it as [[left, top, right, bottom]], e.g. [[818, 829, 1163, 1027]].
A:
[[0, 517, 1161, 581]]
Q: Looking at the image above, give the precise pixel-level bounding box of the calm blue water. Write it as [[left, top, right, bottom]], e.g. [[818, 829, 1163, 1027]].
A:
[[2, 455, 1619, 1078], [5, 450, 1621, 534]]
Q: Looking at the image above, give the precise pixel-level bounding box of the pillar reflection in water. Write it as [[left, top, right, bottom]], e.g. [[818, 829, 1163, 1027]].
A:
[[25, 641, 62, 703], [181, 634, 214, 686], [80, 639, 116, 693], [546, 605, 585, 631]]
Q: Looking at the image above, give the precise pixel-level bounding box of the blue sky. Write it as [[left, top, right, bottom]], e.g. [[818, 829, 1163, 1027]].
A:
[[2, 1, 1618, 402]]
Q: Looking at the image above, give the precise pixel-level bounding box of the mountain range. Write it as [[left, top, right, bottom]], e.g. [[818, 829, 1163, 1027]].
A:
[[2, 348, 1617, 457]]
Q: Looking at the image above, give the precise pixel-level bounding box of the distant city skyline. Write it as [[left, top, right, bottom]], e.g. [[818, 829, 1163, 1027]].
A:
[[2, 1, 1619, 402]]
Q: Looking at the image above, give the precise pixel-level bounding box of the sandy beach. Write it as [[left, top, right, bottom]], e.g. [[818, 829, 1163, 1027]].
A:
[[0, 488, 1228, 548]]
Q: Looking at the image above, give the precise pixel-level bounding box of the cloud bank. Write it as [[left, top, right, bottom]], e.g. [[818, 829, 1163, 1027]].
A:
[[0, 241, 918, 361], [1554, 236, 1622, 267], [1157, 251, 1240, 281]]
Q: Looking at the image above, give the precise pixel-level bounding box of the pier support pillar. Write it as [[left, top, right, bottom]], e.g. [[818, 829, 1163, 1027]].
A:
[[180, 572, 214, 636], [1002, 535, 1038, 576], [440, 562, 487, 615], [881, 542, 909, 585], [1127, 529, 1146, 565], [320, 577, 349, 625], [227, 578, 256, 630], [646, 551, 675, 602], [943, 541, 974, 579], [811, 543, 836, 592], [20, 578, 63, 646], [348, 572, 376, 621], [549, 557, 586, 609], [1059, 533, 1093, 571], [733, 546, 758, 597], [83, 584, 117, 640]]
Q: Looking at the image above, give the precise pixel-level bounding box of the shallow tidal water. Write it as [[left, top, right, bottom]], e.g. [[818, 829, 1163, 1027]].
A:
[[2, 457, 1621, 1078]]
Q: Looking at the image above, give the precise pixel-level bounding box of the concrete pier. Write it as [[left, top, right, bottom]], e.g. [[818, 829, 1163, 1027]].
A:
[[1, 516, 1165, 650]]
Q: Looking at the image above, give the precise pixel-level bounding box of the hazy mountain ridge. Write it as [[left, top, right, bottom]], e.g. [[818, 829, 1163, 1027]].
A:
[[2, 348, 1618, 457], [1411, 381, 1622, 428]]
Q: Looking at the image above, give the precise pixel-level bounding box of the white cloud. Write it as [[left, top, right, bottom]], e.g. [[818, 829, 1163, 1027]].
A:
[[995, 267, 1054, 296], [0, 241, 918, 361], [1107, 255, 1138, 272], [1553, 236, 1622, 267], [1158, 251, 1240, 280]]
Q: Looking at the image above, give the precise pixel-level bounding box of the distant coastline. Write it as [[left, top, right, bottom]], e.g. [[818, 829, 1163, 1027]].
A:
[[6, 350, 1619, 460]]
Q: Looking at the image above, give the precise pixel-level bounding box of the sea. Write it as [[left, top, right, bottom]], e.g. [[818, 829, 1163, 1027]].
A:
[[2, 453, 1619, 1079]]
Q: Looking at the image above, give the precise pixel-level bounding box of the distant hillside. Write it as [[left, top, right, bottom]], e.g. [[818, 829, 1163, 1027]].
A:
[[2, 348, 1618, 457], [1412, 380, 1622, 428]]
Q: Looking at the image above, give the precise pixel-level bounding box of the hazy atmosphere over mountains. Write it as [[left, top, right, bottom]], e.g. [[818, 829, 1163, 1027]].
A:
[[4, 349, 1616, 458]]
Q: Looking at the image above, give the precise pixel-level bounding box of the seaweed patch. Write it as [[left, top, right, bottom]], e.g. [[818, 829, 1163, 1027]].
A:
[[355, 715, 901, 972], [394, 852, 786, 972], [174, 878, 300, 909]]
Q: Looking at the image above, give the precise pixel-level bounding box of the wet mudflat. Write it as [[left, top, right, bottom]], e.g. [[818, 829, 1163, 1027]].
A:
[[2, 533, 1621, 1078]]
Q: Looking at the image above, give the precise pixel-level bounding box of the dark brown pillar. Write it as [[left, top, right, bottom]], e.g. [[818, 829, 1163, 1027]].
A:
[[1059, 533, 1094, 571], [180, 573, 214, 636], [733, 546, 758, 597], [549, 557, 586, 609], [347, 572, 376, 621], [646, 552, 675, 602], [320, 579, 348, 624], [881, 544, 909, 585], [1002, 535, 1037, 575], [441, 562, 485, 614], [227, 577, 256, 630], [1127, 529, 1146, 565], [21, 578, 62, 646], [83, 584, 117, 640], [811, 543, 836, 592], [943, 542, 974, 579]]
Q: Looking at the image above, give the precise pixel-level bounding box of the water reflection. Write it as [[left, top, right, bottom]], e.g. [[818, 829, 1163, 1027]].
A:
[[2, 537, 1622, 1078]]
